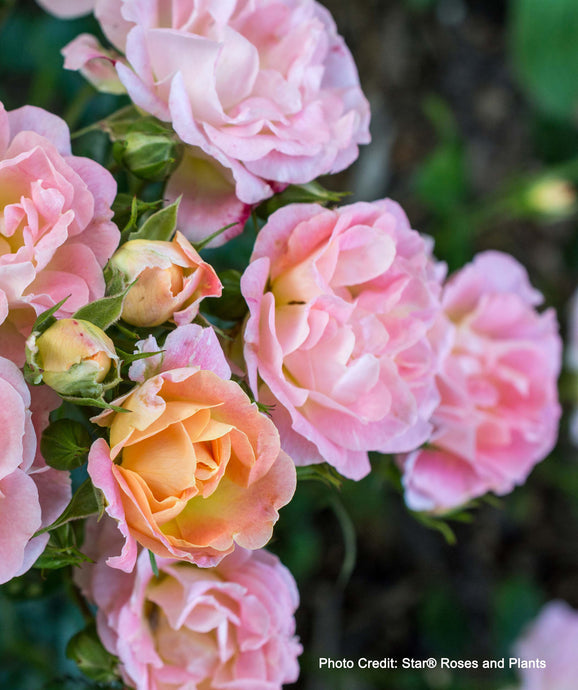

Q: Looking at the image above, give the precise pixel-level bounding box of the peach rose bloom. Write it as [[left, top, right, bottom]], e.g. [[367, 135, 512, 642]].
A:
[[399, 252, 562, 512], [88, 325, 296, 571], [109, 231, 222, 327]]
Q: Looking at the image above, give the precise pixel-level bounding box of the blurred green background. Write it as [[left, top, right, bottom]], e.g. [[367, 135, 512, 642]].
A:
[[1, 0, 577, 688]]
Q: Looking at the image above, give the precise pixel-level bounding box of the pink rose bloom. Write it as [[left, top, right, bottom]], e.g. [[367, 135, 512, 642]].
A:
[[88, 324, 296, 572], [60, 0, 371, 245], [0, 357, 70, 584], [35, 0, 95, 17], [0, 101, 120, 365], [566, 289, 578, 445], [399, 251, 562, 513], [76, 517, 302, 690], [241, 200, 447, 480], [514, 601, 578, 690]]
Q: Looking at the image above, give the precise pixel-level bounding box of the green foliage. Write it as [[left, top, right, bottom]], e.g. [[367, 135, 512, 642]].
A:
[[127, 196, 180, 242], [413, 97, 469, 215], [66, 624, 120, 684], [112, 194, 164, 241], [34, 525, 92, 571], [72, 286, 133, 331], [492, 577, 544, 657], [41, 419, 92, 471], [412, 97, 473, 269], [256, 181, 349, 219], [149, 551, 160, 578], [403, 0, 440, 11], [35, 480, 102, 538], [327, 494, 357, 589], [511, 0, 578, 121], [296, 463, 344, 490]]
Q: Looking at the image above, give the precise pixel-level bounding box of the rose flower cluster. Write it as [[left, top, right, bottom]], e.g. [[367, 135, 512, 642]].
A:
[[0, 0, 565, 688]]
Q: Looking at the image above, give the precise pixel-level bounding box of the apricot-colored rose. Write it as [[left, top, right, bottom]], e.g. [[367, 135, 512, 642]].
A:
[[88, 325, 296, 571], [109, 231, 221, 327]]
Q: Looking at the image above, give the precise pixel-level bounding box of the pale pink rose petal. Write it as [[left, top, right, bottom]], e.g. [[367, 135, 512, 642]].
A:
[[160, 324, 231, 380], [62, 35, 126, 94], [566, 289, 578, 446], [165, 148, 252, 247], [7, 105, 72, 155], [87, 438, 139, 573], [514, 601, 578, 690], [0, 103, 10, 158], [36, 0, 95, 18], [0, 470, 42, 584]]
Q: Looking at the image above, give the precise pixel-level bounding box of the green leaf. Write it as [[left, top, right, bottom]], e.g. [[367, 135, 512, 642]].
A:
[[296, 463, 344, 490], [411, 511, 457, 545], [28, 296, 71, 336], [413, 97, 468, 216], [257, 181, 349, 219], [328, 494, 357, 589], [193, 221, 239, 251], [103, 261, 129, 298], [67, 624, 120, 684], [511, 0, 578, 120], [60, 395, 128, 413], [35, 479, 102, 537], [149, 550, 160, 578], [128, 197, 180, 242], [33, 525, 92, 570], [112, 193, 161, 240], [34, 543, 92, 570], [116, 347, 164, 365], [72, 284, 134, 330], [40, 419, 91, 471]]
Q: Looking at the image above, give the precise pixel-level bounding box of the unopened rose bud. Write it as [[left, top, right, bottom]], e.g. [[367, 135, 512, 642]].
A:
[[117, 131, 182, 181], [28, 319, 118, 397], [526, 177, 576, 218], [110, 231, 221, 327]]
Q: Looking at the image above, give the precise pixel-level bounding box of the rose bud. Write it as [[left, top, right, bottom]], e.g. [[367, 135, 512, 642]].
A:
[[28, 318, 118, 397], [110, 232, 221, 327], [116, 131, 182, 182]]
